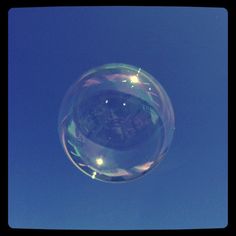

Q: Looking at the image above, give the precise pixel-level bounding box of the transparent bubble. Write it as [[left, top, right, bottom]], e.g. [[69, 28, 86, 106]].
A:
[[58, 63, 175, 183]]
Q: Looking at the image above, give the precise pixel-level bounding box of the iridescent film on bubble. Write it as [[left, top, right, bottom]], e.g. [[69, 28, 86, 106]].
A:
[[58, 63, 175, 183]]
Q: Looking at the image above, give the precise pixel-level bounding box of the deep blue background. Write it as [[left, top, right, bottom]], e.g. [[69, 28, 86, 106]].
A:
[[8, 7, 228, 229]]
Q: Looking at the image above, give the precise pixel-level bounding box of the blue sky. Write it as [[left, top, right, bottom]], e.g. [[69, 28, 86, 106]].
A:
[[8, 6, 228, 230]]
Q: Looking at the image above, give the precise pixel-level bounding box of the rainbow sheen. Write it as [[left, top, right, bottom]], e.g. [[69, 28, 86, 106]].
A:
[[58, 63, 175, 183]]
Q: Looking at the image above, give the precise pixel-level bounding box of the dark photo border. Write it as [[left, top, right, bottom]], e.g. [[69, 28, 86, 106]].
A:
[[1, 0, 233, 235]]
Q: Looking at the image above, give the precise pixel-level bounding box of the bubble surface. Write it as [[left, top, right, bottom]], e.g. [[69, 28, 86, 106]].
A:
[[58, 63, 175, 183]]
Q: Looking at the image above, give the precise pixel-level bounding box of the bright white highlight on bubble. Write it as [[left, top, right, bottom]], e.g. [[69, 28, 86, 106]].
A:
[[92, 171, 97, 179], [130, 75, 140, 84], [96, 157, 104, 166]]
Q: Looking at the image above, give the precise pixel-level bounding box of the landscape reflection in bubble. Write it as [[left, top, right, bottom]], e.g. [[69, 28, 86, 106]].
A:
[[58, 63, 175, 183]]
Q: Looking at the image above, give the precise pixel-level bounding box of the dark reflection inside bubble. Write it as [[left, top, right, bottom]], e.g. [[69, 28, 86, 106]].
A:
[[73, 90, 161, 150]]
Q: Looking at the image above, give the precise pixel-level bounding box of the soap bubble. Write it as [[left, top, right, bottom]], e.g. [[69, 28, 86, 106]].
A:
[[58, 63, 175, 183]]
